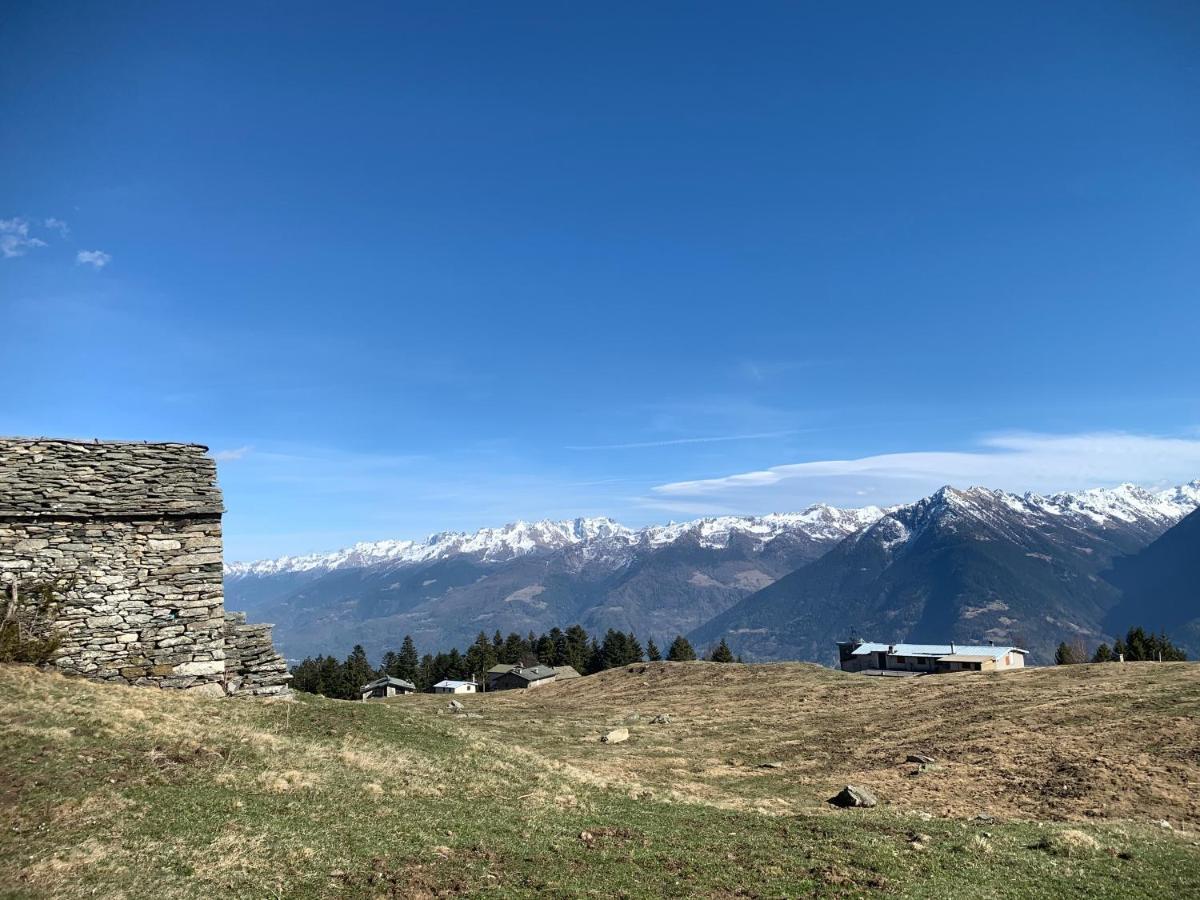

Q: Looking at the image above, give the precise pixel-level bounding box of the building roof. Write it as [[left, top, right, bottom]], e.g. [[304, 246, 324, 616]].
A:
[[551, 665, 581, 679], [502, 665, 557, 683], [360, 675, 417, 692], [849, 642, 1025, 660], [433, 679, 477, 689], [487, 663, 517, 674], [0, 438, 223, 518]]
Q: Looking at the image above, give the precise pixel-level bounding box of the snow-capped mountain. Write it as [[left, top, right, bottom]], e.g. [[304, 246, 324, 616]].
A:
[[224, 505, 887, 577], [692, 480, 1200, 665], [225, 480, 1199, 665]]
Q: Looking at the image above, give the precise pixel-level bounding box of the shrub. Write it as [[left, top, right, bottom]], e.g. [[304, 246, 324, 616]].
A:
[[0, 579, 66, 665]]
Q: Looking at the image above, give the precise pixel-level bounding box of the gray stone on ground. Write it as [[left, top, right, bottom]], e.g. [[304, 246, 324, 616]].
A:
[[906, 753, 936, 764], [828, 784, 878, 808], [448, 699, 464, 711], [601, 727, 629, 744], [759, 761, 784, 769], [649, 713, 671, 725]]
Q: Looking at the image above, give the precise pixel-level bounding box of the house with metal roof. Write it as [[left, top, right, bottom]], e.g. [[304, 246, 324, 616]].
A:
[[360, 675, 417, 701], [836, 640, 1026, 676], [432, 679, 478, 694]]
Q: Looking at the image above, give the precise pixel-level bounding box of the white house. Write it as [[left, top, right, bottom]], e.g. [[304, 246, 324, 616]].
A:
[[432, 679, 478, 694]]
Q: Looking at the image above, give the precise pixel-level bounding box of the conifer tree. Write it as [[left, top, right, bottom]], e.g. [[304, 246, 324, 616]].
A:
[[343, 644, 375, 698], [708, 638, 734, 663], [667, 635, 697, 661], [646, 638, 662, 662], [397, 635, 420, 682]]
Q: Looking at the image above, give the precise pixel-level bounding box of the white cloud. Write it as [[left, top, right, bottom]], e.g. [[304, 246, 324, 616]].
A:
[[76, 249, 111, 269], [44, 218, 70, 238], [649, 431, 1200, 512], [1, 218, 48, 258], [214, 446, 253, 462]]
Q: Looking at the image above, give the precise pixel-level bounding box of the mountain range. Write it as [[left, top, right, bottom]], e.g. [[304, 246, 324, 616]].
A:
[[223, 481, 1200, 665]]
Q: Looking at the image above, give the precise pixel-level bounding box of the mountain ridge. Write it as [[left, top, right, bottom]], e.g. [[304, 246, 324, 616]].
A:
[[224, 480, 1200, 663]]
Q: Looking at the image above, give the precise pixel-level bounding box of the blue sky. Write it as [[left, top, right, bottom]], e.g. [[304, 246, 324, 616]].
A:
[[3, 2, 1199, 560]]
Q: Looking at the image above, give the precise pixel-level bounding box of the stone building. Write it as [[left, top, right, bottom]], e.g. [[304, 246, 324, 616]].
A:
[[0, 437, 290, 696]]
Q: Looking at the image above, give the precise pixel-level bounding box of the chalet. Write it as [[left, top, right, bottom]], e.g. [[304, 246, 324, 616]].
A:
[[360, 675, 417, 701], [837, 640, 1027, 676], [432, 679, 478, 694], [488, 664, 558, 691]]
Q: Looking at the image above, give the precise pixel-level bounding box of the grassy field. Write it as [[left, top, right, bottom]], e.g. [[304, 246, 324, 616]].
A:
[[2, 661, 1199, 898]]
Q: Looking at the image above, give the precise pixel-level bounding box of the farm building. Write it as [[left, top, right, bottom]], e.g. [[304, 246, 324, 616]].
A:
[[837, 640, 1026, 676], [0, 438, 290, 696], [359, 675, 417, 701], [487, 664, 558, 691], [432, 679, 477, 694]]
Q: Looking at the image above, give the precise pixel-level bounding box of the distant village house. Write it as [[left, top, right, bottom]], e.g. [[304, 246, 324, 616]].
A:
[[485, 663, 580, 691], [360, 675, 417, 701], [837, 640, 1026, 676], [432, 679, 478, 693]]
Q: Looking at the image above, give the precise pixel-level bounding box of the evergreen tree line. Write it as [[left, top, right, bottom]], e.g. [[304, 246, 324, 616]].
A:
[[1055, 626, 1187, 666], [289, 626, 740, 699]]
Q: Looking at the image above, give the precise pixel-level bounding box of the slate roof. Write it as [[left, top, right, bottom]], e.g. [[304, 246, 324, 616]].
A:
[[849, 642, 1025, 660], [0, 438, 223, 518], [504, 665, 557, 683], [433, 680, 478, 689], [360, 675, 417, 693]]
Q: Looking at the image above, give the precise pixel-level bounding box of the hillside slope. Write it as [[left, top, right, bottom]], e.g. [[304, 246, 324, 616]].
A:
[[3, 663, 1200, 898], [1105, 507, 1200, 657], [693, 485, 1192, 663]]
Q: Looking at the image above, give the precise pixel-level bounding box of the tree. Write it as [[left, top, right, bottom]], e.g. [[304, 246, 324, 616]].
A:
[[646, 638, 662, 662], [599, 629, 641, 669], [708, 638, 734, 663], [626, 631, 644, 664], [342, 644, 375, 698], [563, 625, 591, 673], [1119, 626, 1186, 661], [397, 635, 420, 682], [667, 635, 696, 662], [501, 632, 526, 664], [465, 631, 498, 679], [1054, 637, 1087, 665], [1092, 643, 1112, 663]]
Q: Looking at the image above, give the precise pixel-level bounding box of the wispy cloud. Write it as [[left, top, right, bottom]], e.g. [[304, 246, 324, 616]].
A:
[[43, 218, 70, 238], [213, 445, 253, 462], [649, 431, 1200, 512], [76, 249, 112, 269], [1, 218, 48, 258], [566, 429, 802, 451]]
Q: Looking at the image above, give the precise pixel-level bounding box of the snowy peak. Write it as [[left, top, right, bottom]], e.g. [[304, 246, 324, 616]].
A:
[[224, 480, 1200, 578], [857, 480, 1200, 558], [224, 505, 885, 577]]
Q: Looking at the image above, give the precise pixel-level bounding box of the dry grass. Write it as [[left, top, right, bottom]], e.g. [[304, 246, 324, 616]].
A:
[[458, 660, 1200, 825], [3, 660, 1199, 899]]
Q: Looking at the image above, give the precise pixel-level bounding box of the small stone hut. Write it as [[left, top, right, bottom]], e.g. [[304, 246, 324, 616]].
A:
[[0, 438, 290, 696]]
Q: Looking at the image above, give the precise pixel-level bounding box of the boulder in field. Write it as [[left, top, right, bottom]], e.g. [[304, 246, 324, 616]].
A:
[[828, 784, 878, 808], [601, 727, 629, 744]]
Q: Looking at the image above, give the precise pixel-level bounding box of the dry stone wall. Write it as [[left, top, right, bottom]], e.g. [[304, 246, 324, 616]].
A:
[[0, 438, 290, 697]]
